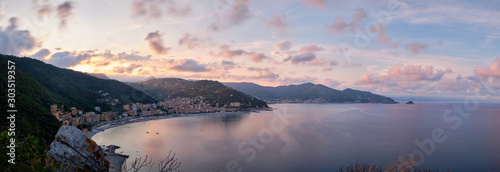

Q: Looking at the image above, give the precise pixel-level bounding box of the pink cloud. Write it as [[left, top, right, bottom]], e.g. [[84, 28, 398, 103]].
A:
[[352, 63, 468, 94], [392, 35, 405, 49], [113, 63, 144, 74], [322, 67, 333, 72], [32, 0, 53, 19], [319, 78, 344, 88], [433, 78, 470, 91], [405, 42, 429, 54], [351, 8, 368, 24], [308, 57, 337, 66], [474, 56, 500, 78], [387, 64, 452, 81], [328, 8, 368, 34], [329, 16, 348, 34], [284, 52, 316, 64], [377, 28, 391, 44], [299, 44, 325, 52], [247, 52, 269, 63], [272, 40, 293, 56], [274, 40, 293, 51], [356, 74, 381, 84], [210, 0, 253, 31], [131, 0, 190, 19], [246, 67, 279, 79], [301, 0, 329, 9], [356, 64, 452, 85], [209, 45, 269, 63], [364, 22, 392, 45], [209, 45, 245, 58], [56, 1, 74, 29], [144, 31, 170, 54], [178, 33, 211, 49], [265, 15, 288, 34], [170, 59, 211, 72]]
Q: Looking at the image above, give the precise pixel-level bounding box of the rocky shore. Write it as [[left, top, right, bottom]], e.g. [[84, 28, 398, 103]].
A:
[[45, 126, 110, 171]]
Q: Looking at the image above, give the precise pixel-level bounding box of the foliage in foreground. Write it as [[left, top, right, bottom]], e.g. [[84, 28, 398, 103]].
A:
[[0, 132, 52, 172], [338, 154, 448, 172]]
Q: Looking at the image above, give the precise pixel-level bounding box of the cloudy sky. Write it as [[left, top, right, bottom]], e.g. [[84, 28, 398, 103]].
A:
[[1, 0, 499, 98]]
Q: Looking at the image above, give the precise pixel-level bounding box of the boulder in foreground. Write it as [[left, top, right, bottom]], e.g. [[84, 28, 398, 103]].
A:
[[45, 126, 109, 172]]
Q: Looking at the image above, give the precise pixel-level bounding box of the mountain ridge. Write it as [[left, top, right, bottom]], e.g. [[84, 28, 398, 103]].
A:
[[2, 55, 157, 112], [88, 73, 110, 80], [129, 78, 269, 108], [223, 82, 397, 104]]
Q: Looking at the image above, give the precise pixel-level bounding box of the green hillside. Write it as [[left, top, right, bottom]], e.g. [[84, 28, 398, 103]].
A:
[[224, 82, 397, 103], [129, 78, 268, 108], [0, 54, 159, 170], [0, 56, 62, 170], [2, 55, 156, 112], [0, 56, 61, 146]]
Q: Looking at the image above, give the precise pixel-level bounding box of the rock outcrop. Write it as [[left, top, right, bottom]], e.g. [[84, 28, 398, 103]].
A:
[[45, 126, 109, 172]]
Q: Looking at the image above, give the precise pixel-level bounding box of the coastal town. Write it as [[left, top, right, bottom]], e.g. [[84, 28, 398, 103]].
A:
[[50, 96, 246, 134]]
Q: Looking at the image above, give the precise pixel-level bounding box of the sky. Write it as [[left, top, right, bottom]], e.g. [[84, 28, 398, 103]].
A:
[[1, 0, 499, 99]]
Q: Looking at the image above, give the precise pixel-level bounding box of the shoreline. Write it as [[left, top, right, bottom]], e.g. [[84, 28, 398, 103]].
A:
[[86, 109, 270, 139]]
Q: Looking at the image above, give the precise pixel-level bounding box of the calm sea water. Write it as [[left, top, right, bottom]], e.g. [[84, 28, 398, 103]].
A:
[[93, 103, 500, 172]]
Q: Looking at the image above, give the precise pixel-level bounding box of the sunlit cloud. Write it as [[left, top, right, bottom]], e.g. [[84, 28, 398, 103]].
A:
[[2, 0, 498, 98], [474, 57, 500, 79], [300, 0, 330, 10]]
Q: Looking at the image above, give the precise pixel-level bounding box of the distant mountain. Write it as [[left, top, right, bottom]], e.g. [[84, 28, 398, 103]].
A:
[[2, 54, 156, 112], [88, 73, 110, 80], [223, 82, 397, 104], [129, 78, 268, 108]]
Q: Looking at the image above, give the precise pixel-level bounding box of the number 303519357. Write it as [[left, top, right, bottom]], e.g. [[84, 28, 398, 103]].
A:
[[7, 60, 15, 108]]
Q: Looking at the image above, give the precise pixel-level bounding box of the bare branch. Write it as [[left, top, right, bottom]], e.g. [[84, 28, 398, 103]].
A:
[[123, 154, 154, 172], [158, 151, 182, 172]]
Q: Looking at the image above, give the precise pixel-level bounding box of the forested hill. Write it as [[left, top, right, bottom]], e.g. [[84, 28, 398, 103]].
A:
[[129, 78, 268, 108], [0, 55, 61, 159], [0, 54, 158, 165], [2, 54, 156, 112], [224, 82, 397, 103]]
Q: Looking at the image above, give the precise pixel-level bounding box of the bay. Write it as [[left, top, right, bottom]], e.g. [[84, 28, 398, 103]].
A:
[[93, 103, 500, 172]]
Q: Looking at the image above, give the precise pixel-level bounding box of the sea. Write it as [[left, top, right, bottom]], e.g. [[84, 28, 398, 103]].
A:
[[92, 102, 500, 172]]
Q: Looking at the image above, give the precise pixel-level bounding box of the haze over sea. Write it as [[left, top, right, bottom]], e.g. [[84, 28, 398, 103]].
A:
[[93, 103, 500, 172]]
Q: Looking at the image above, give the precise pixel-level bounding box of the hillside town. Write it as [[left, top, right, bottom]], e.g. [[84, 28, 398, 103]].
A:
[[51, 96, 246, 132]]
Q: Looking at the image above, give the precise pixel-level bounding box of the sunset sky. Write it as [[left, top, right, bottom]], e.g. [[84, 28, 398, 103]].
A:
[[1, 0, 499, 98]]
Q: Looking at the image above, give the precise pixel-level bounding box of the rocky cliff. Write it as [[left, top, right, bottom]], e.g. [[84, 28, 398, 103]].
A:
[[45, 126, 109, 172]]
